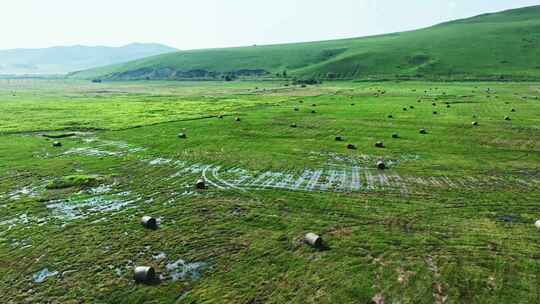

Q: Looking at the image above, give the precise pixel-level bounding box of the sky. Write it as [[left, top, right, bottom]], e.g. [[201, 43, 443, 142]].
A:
[[1, 0, 538, 50]]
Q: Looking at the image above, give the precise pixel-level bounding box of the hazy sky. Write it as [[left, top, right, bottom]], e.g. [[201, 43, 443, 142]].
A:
[[1, 0, 538, 50]]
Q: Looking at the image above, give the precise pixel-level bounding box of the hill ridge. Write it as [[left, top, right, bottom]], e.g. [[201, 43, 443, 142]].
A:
[[70, 5, 540, 81]]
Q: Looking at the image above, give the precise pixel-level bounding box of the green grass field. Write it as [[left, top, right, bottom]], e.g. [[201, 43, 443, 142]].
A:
[[1, 79, 540, 303], [70, 6, 540, 82]]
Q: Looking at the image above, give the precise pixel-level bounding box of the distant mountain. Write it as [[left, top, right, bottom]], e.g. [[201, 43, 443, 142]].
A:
[[0, 43, 177, 75], [71, 5, 540, 81]]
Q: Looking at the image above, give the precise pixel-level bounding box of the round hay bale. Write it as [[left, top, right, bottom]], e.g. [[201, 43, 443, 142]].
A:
[[347, 144, 357, 150], [311, 110, 317, 114], [304, 233, 323, 248], [472, 121, 479, 126], [433, 111, 438, 115], [375, 141, 384, 148], [335, 135, 344, 141], [511, 109, 516, 112], [410, 106, 415, 109], [177, 133, 187, 139], [195, 178, 206, 189], [134, 266, 156, 284], [388, 115, 393, 119], [432, 103, 437, 106], [294, 107, 299, 112], [140, 216, 158, 230], [377, 161, 386, 170], [392, 133, 399, 139], [235, 117, 241, 122], [52, 141, 62, 147], [535, 220, 540, 230], [504, 116, 511, 121], [446, 104, 451, 108], [419, 129, 427, 134], [290, 123, 297, 128], [402, 108, 407, 111], [218, 115, 224, 119]]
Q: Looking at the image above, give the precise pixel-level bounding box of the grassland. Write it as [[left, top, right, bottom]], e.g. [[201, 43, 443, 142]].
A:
[[1, 79, 540, 303], [70, 6, 540, 81]]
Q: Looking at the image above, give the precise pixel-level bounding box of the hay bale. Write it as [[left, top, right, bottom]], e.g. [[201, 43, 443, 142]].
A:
[[504, 116, 511, 121], [52, 141, 62, 147], [402, 108, 407, 111], [294, 107, 299, 111], [410, 106, 415, 109], [304, 233, 323, 248], [195, 178, 206, 189], [311, 110, 317, 114], [433, 111, 438, 115], [446, 104, 451, 108], [472, 121, 479, 126], [535, 220, 540, 230], [392, 133, 399, 139], [335, 135, 344, 141], [388, 115, 393, 119], [347, 144, 357, 150], [432, 103, 437, 106], [218, 115, 224, 119], [290, 123, 297, 128], [511, 109, 516, 112], [419, 129, 427, 134], [377, 161, 386, 170], [177, 133, 187, 139], [375, 141, 384, 148], [235, 117, 241, 122], [140, 216, 158, 230], [134, 266, 156, 284]]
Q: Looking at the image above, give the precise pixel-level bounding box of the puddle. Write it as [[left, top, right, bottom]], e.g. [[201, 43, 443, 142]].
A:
[[3, 185, 45, 201], [166, 258, 207, 282], [63, 147, 123, 157], [148, 158, 173, 166], [0, 214, 46, 232], [153, 252, 167, 260], [85, 184, 114, 195], [46, 192, 140, 221], [32, 268, 59, 283]]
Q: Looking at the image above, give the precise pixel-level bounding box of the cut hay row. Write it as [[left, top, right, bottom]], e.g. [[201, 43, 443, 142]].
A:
[[42, 136, 540, 199]]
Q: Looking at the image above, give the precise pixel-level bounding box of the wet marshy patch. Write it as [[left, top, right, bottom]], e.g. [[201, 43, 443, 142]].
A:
[[165, 258, 208, 282], [32, 268, 59, 283], [45, 186, 141, 222]]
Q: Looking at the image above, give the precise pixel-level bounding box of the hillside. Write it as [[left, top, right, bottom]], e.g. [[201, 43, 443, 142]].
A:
[[0, 43, 177, 75], [70, 6, 540, 81]]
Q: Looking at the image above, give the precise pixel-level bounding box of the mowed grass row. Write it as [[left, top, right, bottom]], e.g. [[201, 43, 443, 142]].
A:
[[0, 80, 539, 303]]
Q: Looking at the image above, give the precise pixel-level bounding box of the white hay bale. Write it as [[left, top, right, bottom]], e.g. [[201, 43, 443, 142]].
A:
[[134, 266, 156, 283], [141, 216, 158, 230], [195, 178, 206, 189], [304, 233, 323, 248]]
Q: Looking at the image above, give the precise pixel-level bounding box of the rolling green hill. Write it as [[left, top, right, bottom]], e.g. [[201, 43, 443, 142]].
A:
[[70, 5, 540, 81]]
